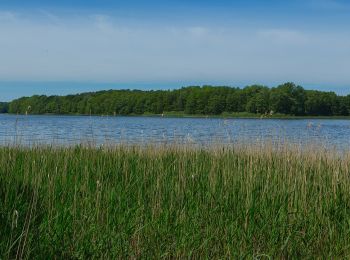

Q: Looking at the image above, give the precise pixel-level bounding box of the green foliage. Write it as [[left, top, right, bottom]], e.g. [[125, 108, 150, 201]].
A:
[[1, 145, 350, 258], [305, 90, 339, 116], [0, 102, 8, 113], [270, 83, 306, 115], [3, 83, 350, 116]]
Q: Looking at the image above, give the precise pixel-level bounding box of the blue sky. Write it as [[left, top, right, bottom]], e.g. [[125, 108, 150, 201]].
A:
[[0, 0, 350, 101]]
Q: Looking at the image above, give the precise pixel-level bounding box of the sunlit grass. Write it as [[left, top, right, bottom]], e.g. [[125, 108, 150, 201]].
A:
[[1, 144, 350, 258]]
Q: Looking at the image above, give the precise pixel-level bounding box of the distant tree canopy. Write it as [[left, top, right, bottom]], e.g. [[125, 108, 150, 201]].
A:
[[3, 83, 350, 116], [0, 102, 8, 113]]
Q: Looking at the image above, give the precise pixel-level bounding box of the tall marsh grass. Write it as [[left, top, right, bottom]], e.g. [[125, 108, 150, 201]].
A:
[[1, 144, 350, 258]]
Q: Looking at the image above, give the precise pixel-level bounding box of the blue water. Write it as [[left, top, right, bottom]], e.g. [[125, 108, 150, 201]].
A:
[[0, 114, 349, 149]]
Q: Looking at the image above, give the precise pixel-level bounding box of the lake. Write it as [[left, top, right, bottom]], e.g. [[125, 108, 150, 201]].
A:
[[0, 114, 349, 150]]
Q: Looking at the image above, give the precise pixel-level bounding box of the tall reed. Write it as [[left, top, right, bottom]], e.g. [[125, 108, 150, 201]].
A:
[[1, 144, 350, 258]]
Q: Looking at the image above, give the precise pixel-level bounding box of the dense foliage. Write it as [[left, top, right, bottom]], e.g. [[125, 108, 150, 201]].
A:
[[4, 83, 350, 116], [0, 102, 8, 113], [1, 145, 350, 258]]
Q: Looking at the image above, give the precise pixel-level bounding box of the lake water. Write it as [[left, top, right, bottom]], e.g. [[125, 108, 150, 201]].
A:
[[0, 114, 349, 150]]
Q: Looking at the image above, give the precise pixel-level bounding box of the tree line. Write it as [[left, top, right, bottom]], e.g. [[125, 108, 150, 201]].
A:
[[2, 83, 350, 116], [0, 102, 8, 113]]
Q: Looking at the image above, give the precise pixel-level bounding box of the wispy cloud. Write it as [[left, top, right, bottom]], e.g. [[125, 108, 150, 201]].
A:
[[307, 0, 350, 10], [37, 10, 63, 25], [257, 29, 309, 45], [0, 11, 17, 22]]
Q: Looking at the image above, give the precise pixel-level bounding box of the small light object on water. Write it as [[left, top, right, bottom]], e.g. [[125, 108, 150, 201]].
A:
[[186, 133, 195, 143], [25, 105, 32, 115]]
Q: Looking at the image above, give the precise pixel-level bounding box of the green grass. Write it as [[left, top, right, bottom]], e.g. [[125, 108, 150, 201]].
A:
[[1, 145, 350, 258]]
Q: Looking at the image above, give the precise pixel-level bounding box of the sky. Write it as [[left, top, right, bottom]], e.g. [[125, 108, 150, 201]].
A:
[[0, 0, 350, 101]]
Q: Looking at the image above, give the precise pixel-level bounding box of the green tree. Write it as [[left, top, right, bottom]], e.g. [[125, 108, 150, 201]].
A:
[[5, 83, 350, 117]]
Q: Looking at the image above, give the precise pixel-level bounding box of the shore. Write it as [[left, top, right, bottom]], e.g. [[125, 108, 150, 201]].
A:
[[143, 112, 350, 120], [1, 111, 350, 119]]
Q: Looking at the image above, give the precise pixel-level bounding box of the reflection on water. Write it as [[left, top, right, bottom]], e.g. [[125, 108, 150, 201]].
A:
[[0, 114, 349, 150]]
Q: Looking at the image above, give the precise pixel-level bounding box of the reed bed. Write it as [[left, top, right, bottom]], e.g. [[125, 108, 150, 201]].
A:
[[1, 144, 350, 258]]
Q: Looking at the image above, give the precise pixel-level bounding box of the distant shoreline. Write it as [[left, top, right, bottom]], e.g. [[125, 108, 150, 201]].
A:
[[3, 83, 350, 118], [2, 112, 350, 120]]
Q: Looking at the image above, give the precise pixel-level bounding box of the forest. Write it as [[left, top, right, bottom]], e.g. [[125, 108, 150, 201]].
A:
[[2, 83, 350, 116], [0, 102, 8, 113]]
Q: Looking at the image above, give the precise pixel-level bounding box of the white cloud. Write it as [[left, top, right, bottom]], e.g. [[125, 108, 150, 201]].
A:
[[186, 26, 209, 37], [0, 11, 17, 22], [307, 0, 350, 10], [257, 29, 309, 45], [0, 11, 350, 87]]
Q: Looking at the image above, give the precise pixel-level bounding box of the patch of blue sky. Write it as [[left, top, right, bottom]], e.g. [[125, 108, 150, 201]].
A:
[[0, 0, 349, 99]]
